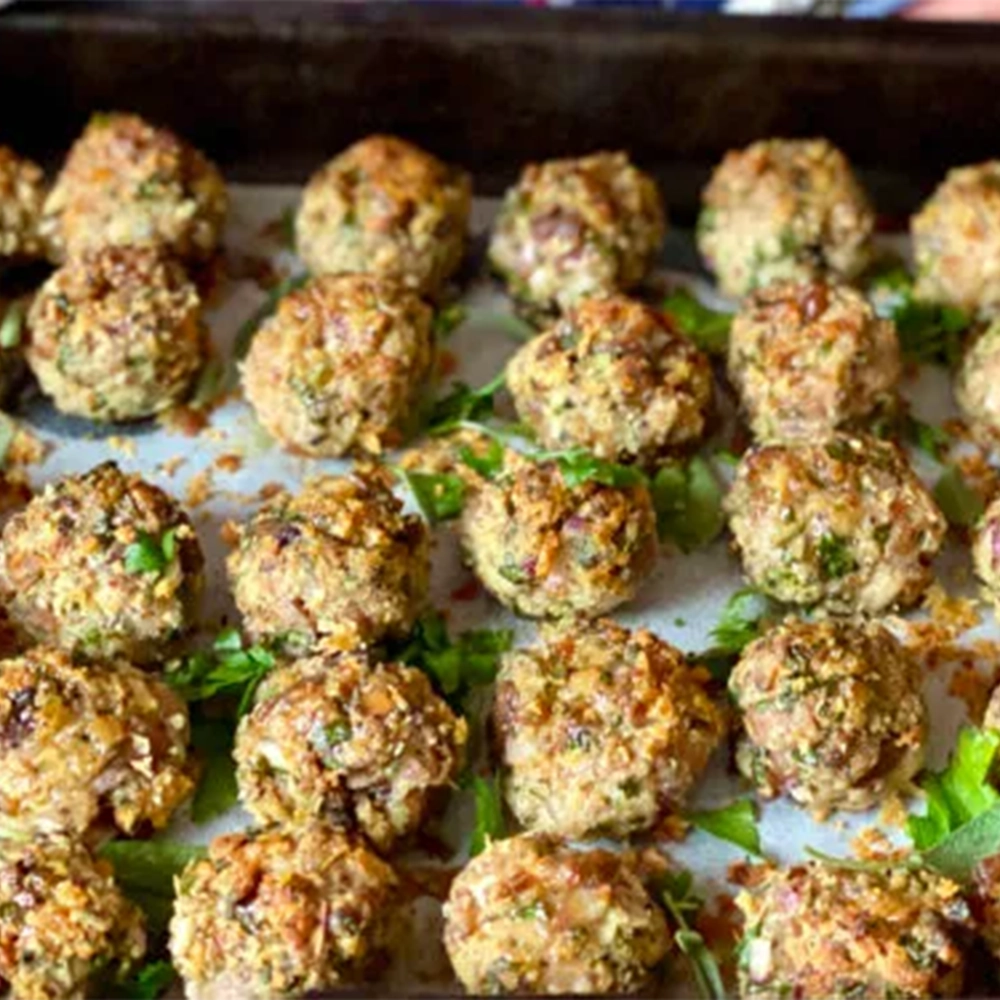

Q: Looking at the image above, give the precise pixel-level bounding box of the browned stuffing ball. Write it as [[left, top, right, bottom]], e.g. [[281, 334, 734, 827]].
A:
[[296, 134, 471, 297], [26, 245, 206, 421], [698, 138, 874, 299], [0, 461, 204, 663], [488, 151, 666, 317], [725, 434, 945, 614], [459, 452, 658, 619], [170, 824, 398, 1000], [729, 618, 926, 815], [0, 145, 45, 262], [912, 161, 1000, 317], [235, 652, 467, 852], [0, 645, 192, 837], [735, 862, 972, 999], [0, 836, 147, 1000], [506, 295, 713, 465], [40, 111, 227, 265], [972, 495, 1000, 623], [955, 319, 1000, 438], [972, 854, 1000, 970], [242, 272, 434, 457], [493, 618, 725, 839], [226, 465, 429, 655], [728, 279, 901, 444], [444, 833, 669, 995]]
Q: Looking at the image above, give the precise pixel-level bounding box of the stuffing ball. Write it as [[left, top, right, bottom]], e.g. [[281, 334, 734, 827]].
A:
[[459, 452, 658, 618], [488, 151, 665, 317], [26, 245, 205, 421], [170, 824, 398, 1000], [0, 462, 204, 662], [955, 319, 1000, 437], [444, 834, 669, 996], [728, 279, 901, 444], [493, 618, 725, 838], [506, 294, 713, 464], [698, 138, 874, 299], [971, 855, 1000, 969], [227, 466, 429, 655], [725, 434, 945, 614], [235, 652, 466, 852], [242, 272, 434, 457], [971, 495, 1000, 620], [735, 862, 972, 999], [912, 161, 1000, 317], [0, 645, 192, 837], [0, 836, 146, 1000], [40, 111, 227, 264], [0, 145, 45, 262], [296, 134, 470, 297], [729, 618, 926, 815]]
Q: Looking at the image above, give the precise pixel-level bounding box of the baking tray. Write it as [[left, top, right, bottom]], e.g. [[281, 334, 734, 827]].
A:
[[3, 5, 1000, 999]]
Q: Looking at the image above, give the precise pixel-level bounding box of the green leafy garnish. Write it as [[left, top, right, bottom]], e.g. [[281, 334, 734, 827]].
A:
[[397, 469, 467, 524], [432, 304, 468, 340], [458, 437, 505, 480], [166, 629, 277, 716], [124, 529, 178, 576], [868, 266, 968, 366], [109, 960, 176, 1000], [687, 799, 764, 857], [99, 840, 205, 937], [395, 610, 513, 707], [233, 273, 309, 360], [817, 532, 856, 580], [662, 288, 732, 355], [934, 465, 985, 528], [468, 774, 506, 857], [658, 870, 726, 1000], [651, 457, 725, 552], [535, 448, 648, 490], [0, 300, 24, 350], [428, 371, 507, 436], [904, 415, 951, 463], [189, 718, 238, 824], [694, 587, 774, 682]]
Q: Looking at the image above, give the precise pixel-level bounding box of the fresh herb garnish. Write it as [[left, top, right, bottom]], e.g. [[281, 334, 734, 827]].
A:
[[651, 457, 725, 552], [534, 448, 648, 490], [397, 469, 467, 524], [817, 532, 856, 580], [109, 960, 176, 1000], [658, 869, 727, 1000], [662, 288, 732, 356], [693, 587, 774, 682], [904, 415, 951, 463], [687, 799, 764, 857], [468, 774, 506, 858], [432, 304, 468, 341], [124, 529, 178, 576], [233, 273, 309, 361], [934, 465, 984, 528], [0, 300, 25, 350], [428, 371, 507, 436], [189, 718, 238, 824], [458, 437, 506, 480]]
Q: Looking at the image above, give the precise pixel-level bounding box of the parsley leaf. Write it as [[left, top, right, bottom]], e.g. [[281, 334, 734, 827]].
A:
[[124, 529, 178, 576], [817, 532, 856, 580], [651, 457, 724, 552], [934, 465, 984, 528], [397, 469, 467, 524], [693, 588, 774, 682], [233, 273, 309, 360], [468, 774, 506, 857], [432, 304, 468, 340], [0, 300, 25, 350], [109, 960, 176, 1000], [459, 437, 506, 480], [428, 371, 507, 436], [904, 415, 951, 463], [396, 610, 513, 707], [658, 869, 726, 1000], [662, 288, 732, 355], [535, 448, 648, 490], [687, 799, 764, 857], [189, 718, 238, 824], [868, 266, 968, 366]]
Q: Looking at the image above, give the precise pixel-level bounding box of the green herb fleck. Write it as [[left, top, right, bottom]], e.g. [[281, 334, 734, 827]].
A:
[[124, 529, 178, 576], [109, 960, 176, 1000], [432, 304, 468, 340], [397, 468, 467, 524], [651, 457, 724, 552], [687, 799, 764, 857], [662, 288, 732, 355], [535, 448, 647, 490], [817, 532, 856, 580]]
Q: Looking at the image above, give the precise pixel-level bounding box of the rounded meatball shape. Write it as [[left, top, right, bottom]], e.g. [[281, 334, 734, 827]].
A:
[[972, 495, 1000, 620], [955, 319, 1000, 438], [912, 161, 1000, 317], [730, 618, 926, 814], [735, 863, 972, 999], [40, 111, 227, 265], [488, 151, 666, 317], [459, 453, 658, 618], [296, 134, 470, 297], [0, 837, 146, 1000], [698, 138, 874, 299], [171, 825, 398, 1000], [728, 279, 900, 444], [0, 646, 192, 838], [0, 462, 204, 662], [227, 466, 429, 655], [26, 245, 205, 421], [725, 434, 945, 614], [493, 618, 725, 838], [236, 653, 466, 852], [242, 273, 434, 457], [506, 295, 713, 464], [0, 145, 45, 262], [444, 834, 669, 996]]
